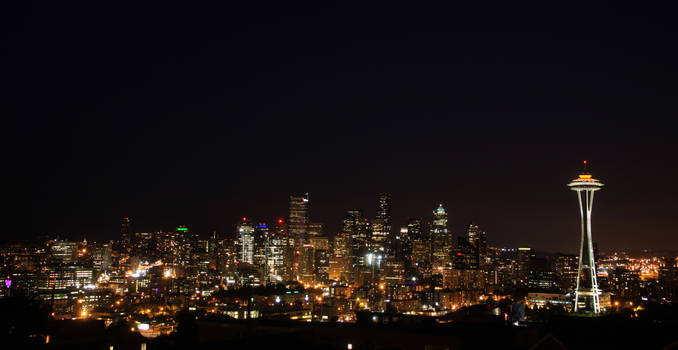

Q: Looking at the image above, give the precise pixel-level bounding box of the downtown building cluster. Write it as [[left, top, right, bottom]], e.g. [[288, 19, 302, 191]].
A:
[[1, 193, 678, 336]]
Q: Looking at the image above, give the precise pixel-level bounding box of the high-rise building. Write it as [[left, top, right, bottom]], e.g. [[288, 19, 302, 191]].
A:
[[407, 218, 423, 240], [372, 193, 392, 252], [253, 223, 270, 281], [467, 222, 488, 265], [330, 233, 350, 281], [121, 217, 133, 248], [431, 204, 452, 267], [173, 226, 196, 265], [268, 218, 287, 283], [272, 218, 296, 282], [344, 209, 370, 276], [314, 248, 330, 284], [307, 222, 323, 238], [527, 257, 556, 291], [298, 244, 315, 283], [516, 247, 535, 287], [568, 161, 604, 313], [289, 194, 309, 245], [383, 259, 405, 286], [309, 236, 329, 250], [133, 232, 154, 259], [237, 218, 255, 264], [555, 254, 579, 291], [92, 243, 112, 272], [409, 218, 429, 268], [51, 241, 78, 265], [454, 236, 479, 270], [391, 226, 409, 262], [376, 193, 392, 229]]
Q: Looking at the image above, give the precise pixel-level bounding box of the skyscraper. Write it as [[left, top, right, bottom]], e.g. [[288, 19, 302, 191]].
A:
[[454, 236, 479, 270], [409, 218, 430, 268], [289, 194, 309, 245], [467, 222, 488, 266], [237, 218, 255, 264], [431, 204, 452, 266], [568, 161, 604, 313], [372, 193, 392, 250], [516, 247, 534, 287], [121, 217, 133, 248], [467, 222, 480, 246], [407, 218, 423, 240], [253, 222, 270, 281], [268, 218, 287, 283], [555, 253, 579, 291], [306, 222, 323, 237], [330, 233, 350, 281], [344, 209, 370, 280]]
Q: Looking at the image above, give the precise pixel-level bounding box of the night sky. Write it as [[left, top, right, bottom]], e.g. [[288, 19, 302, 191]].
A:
[[4, 2, 678, 252]]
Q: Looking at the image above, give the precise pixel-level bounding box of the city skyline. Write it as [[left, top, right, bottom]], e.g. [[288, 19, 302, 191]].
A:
[[8, 152, 678, 254]]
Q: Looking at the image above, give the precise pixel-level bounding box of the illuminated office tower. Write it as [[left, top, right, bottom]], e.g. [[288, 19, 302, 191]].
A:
[[395, 226, 411, 262], [409, 218, 430, 266], [431, 204, 452, 266], [454, 236, 479, 270], [330, 233, 350, 281], [344, 209, 370, 274], [51, 241, 78, 265], [289, 194, 309, 245], [121, 217, 133, 248], [568, 161, 604, 313], [272, 218, 297, 281], [253, 223, 270, 281], [407, 218, 423, 240], [555, 254, 579, 291], [307, 222, 323, 237], [298, 244, 315, 283], [309, 236, 329, 250], [268, 219, 286, 283], [174, 226, 195, 265], [134, 232, 153, 251], [237, 218, 255, 264], [92, 243, 112, 271], [372, 193, 392, 251], [314, 247, 330, 283], [467, 222, 488, 265], [516, 247, 534, 287]]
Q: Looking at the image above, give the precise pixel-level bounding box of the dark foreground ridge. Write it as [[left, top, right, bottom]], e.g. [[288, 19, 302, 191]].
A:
[[7, 307, 678, 350]]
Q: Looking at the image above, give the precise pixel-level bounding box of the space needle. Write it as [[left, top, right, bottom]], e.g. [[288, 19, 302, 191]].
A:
[[568, 160, 604, 313]]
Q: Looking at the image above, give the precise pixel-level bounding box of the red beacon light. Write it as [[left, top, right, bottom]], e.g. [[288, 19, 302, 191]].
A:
[[242, 217, 247, 221], [277, 218, 283, 224]]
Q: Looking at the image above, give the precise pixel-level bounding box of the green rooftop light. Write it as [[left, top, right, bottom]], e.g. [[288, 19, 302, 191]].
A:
[[176, 227, 188, 231]]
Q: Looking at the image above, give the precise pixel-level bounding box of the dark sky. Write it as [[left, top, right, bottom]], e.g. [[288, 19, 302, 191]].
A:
[[4, 2, 678, 252]]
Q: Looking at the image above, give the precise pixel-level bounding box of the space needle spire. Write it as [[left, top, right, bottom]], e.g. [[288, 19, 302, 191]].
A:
[[568, 160, 604, 313]]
